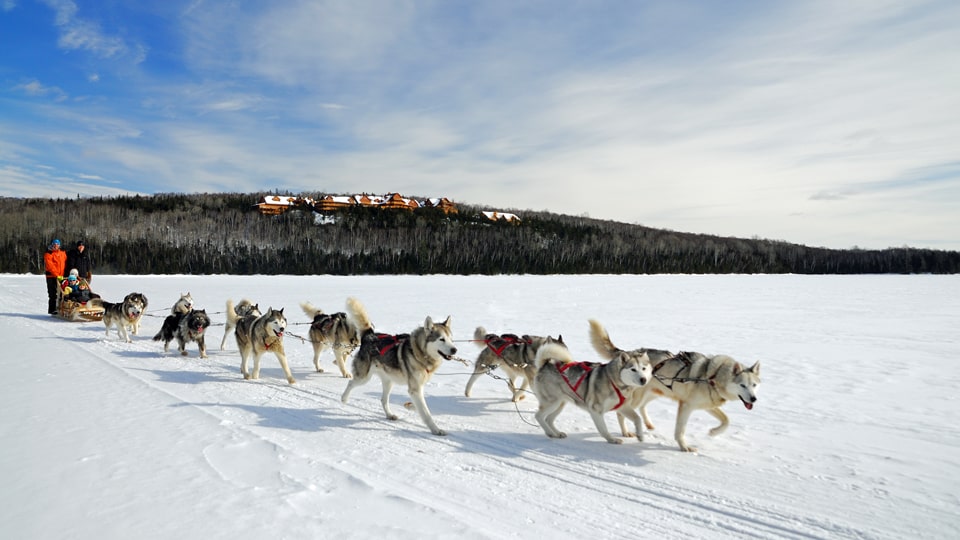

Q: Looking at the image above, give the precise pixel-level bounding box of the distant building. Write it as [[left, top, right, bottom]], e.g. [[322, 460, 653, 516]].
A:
[[481, 211, 521, 223], [257, 195, 309, 215], [257, 192, 458, 215]]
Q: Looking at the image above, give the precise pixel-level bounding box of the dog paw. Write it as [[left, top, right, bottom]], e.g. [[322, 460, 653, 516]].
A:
[[607, 438, 624, 445], [387, 414, 399, 421], [432, 429, 447, 436], [287, 377, 296, 384]]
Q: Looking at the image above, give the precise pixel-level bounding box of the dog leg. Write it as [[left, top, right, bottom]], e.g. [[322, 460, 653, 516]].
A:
[[463, 363, 488, 397], [119, 323, 130, 343], [311, 343, 324, 373], [274, 351, 296, 384], [535, 401, 567, 439], [380, 379, 399, 421], [334, 348, 352, 378], [220, 325, 232, 351], [618, 408, 644, 442], [674, 402, 696, 452], [511, 377, 531, 403], [177, 336, 188, 356], [197, 336, 208, 359], [250, 351, 264, 380], [590, 411, 623, 444], [240, 348, 251, 379], [707, 408, 730, 437], [407, 383, 446, 436]]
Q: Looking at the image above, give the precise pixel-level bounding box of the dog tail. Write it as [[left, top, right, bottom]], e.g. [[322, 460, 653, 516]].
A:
[[534, 342, 573, 370], [473, 326, 488, 346], [588, 319, 619, 359], [225, 299, 240, 327], [300, 301, 323, 319], [345, 297, 372, 333]]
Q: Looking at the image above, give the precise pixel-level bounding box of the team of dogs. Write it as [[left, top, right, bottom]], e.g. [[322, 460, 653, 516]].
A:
[[96, 291, 761, 452]]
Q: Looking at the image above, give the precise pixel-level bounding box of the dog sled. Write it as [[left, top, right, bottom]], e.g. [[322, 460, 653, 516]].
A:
[[55, 277, 104, 322]]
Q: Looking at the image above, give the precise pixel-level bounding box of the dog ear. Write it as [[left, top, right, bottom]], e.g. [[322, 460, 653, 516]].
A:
[[749, 361, 761, 376], [733, 363, 743, 376], [441, 315, 451, 328], [424, 316, 434, 328]]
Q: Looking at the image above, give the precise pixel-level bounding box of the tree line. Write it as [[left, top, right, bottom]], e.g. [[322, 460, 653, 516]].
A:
[[1, 192, 957, 276]]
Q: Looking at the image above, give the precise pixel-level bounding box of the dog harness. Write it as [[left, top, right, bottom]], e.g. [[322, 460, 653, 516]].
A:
[[374, 333, 409, 356], [556, 362, 626, 411], [482, 333, 529, 358]]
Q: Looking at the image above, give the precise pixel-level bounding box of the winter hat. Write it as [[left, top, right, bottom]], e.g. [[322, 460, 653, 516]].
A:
[[76, 240, 84, 247], [52, 239, 61, 246], [68, 274, 78, 283], [69, 268, 79, 277]]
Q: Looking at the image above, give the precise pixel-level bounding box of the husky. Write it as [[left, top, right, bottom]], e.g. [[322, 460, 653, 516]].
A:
[[153, 309, 211, 358], [171, 292, 193, 315], [221, 299, 260, 350], [229, 306, 293, 384], [588, 319, 761, 452], [340, 297, 457, 436], [300, 302, 359, 378], [533, 341, 651, 445], [464, 327, 565, 402], [101, 292, 149, 343]]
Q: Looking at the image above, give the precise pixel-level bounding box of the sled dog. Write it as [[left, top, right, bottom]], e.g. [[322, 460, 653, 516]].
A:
[[300, 302, 359, 378], [588, 319, 761, 452], [101, 292, 148, 343], [533, 341, 651, 445], [221, 299, 260, 350], [153, 309, 211, 358], [229, 306, 293, 384], [464, 327, 565, 402], [340, 297, 456, 436], [171, 292, 194, 315]]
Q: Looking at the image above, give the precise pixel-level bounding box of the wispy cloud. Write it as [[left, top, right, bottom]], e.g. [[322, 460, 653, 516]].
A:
[[39, 0, 146, 62]]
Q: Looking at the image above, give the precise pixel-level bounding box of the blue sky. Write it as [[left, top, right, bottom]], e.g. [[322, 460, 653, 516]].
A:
[[2, 0, 958, 250]]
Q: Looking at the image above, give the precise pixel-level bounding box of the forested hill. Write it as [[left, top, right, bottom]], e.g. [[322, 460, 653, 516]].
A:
[[2, 193, 957, 275]]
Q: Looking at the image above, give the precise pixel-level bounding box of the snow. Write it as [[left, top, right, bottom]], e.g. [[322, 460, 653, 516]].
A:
[[1, 273, 957, 539]]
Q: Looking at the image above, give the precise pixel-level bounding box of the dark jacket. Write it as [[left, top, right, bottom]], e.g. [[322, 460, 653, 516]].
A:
[[65, 246, 93, 280]]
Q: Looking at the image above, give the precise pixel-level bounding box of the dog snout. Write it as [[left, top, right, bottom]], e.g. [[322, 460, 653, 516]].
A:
[[450, 346, 458, 355], [640, 377, 648, 385]]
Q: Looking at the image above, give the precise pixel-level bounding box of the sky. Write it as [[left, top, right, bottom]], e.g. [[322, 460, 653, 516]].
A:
[[2, 273, 957, 538], [1, 1, 958, 251]]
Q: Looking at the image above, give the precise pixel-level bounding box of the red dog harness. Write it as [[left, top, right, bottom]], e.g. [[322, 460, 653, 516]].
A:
[[557, 362, 626, 410], [483, 333, 529, 357]]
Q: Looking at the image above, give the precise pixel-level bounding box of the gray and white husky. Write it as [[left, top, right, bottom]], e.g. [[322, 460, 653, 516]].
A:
[[102, 292, 148, 343], [171, 292, 193, 315], [588, 319, 761, 452], [300, 301, 359, 378], [340, 297, 457, 436], [533, 341, 651, 445], [221, 299, 260, 350], [228, 305, 293, 384], [153, 309, 211, 358], [464, 327, 565, 402]]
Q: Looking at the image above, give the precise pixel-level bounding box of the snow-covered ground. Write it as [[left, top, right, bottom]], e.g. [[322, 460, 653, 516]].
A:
[[1, 273, 957, 539]]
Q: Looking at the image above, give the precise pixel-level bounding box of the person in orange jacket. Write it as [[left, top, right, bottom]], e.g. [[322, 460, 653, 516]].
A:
[[44, 239, 67, 314]]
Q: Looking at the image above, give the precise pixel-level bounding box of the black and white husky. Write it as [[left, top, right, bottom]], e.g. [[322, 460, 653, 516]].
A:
[[228, 306, 293, 384], [102, 292, 149, 343], [340, 297, 457, 436], [153, 309, 211, 358], [300, 301, 359, 378]]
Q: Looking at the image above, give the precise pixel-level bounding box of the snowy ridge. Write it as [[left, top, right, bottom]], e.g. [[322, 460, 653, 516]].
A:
[[2, 274, 957, 539]]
